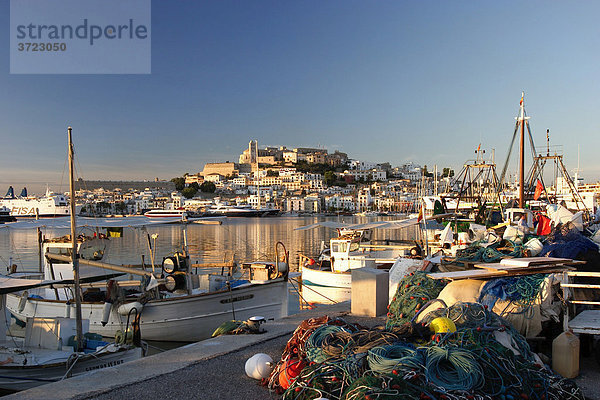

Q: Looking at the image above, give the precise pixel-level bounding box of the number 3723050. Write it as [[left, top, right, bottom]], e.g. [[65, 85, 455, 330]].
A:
[[17, 43, 67, 51]]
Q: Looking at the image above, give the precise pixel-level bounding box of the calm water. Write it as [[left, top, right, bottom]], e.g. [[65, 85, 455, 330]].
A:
[[0, 215, 417, 353], [0, 215, 418, 273]]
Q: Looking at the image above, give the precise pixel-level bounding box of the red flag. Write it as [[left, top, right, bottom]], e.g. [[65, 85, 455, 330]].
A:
[[534, 179, 543, 200], [417, 208, 423, 223], [536, 214, 552, 235]]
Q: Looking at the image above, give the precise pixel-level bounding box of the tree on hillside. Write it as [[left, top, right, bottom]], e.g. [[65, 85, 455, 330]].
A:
[[171, 177, 185, 191], [181, 187, 198, 199], [200, 181, 216, 193], [324, 171, 336, 186]]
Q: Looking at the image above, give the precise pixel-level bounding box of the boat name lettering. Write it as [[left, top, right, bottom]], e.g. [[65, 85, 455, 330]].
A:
[[85, 359, 124, 371], [220, 294, 254, 304]]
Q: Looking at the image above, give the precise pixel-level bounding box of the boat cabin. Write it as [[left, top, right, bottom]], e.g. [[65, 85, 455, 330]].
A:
[[329, 230, 412, 273], [504, 208, 534, 228]]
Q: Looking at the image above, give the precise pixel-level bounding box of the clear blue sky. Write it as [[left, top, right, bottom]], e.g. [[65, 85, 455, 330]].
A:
[[1, 1, 599, 194]]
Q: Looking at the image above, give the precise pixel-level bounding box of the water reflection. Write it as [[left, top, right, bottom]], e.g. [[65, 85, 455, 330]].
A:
[[0, 216, 418, 273]]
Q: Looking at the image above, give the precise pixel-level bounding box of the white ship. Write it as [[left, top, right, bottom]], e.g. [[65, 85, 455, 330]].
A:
[[0, 186, 71, 218]]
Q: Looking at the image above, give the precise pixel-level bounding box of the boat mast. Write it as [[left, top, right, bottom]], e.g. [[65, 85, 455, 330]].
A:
[[68, 127, 84, 351], [517, 92, 529, 208]]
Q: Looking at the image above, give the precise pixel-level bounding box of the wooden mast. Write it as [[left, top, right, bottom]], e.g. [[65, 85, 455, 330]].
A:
[[68, 126, 84, 351]]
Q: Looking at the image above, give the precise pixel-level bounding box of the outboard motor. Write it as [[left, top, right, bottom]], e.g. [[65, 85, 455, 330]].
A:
[[5, 186, 14, 198], [20, 187, 27, 197]]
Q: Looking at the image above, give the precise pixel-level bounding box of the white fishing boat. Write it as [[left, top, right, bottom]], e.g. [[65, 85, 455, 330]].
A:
[[0, 128, 143, 391], [4, 211, 288, 343], [7, 241, 289, 342], [0, 276, 142, 392], [0, 187, 73, 218], [296, 219, 428, 300]]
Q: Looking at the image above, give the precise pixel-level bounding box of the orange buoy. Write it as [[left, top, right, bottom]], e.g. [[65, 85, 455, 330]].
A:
[[278, 358, 305, 389]]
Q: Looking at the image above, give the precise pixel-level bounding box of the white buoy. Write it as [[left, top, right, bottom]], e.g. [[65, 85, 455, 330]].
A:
[[245, 353, 273, 380], [101, 301, 112, 326], [117, 301, 144, 316]]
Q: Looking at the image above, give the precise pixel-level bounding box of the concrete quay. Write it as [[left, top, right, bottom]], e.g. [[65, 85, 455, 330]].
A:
[[6, 300, 600, 400]]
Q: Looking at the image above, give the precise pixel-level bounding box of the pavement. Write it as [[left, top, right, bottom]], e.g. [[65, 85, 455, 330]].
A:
[[6, 301, 600, 400]]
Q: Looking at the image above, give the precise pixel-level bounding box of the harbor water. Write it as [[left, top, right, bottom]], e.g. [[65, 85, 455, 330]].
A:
[[0, 215, 418, 272], [0, 215, 417, 350]]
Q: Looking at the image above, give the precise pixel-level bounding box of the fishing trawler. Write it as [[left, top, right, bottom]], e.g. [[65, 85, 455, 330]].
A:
[[0, 187, 72, 218]]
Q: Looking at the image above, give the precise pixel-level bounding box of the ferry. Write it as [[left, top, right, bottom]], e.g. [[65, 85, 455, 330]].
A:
[[0, 187, 71, 218]]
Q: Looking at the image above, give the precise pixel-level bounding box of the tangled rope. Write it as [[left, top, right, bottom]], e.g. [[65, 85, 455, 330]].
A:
[[307, 325, 352, 363], [478, 273, 548, 315], [267, 308, 585, 400], [453, 239, 524, 263]]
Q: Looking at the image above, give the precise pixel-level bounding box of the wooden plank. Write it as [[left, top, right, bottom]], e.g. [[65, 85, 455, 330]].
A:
[[476, 262, 572, 272], [427, 269, 508, 280], [566, 270, 600, 277], [499, 257, 572, 267], [568, 310, 600, 333], [429, 266, 572, 281]]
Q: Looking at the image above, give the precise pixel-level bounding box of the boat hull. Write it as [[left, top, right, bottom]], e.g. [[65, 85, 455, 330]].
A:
[[301, 265, 351, 289], [300, 266, 351, 303], [0, 346, 142, 392], [7, 279, 288, 342]]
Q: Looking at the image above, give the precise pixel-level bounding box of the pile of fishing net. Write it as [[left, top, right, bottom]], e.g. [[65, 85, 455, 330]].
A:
[[265, 301, 584, 400], [477, 273, 548, 313], [385, 272, 448, 328], [452, 239, 524, 263], [540, 222, 599, 260]]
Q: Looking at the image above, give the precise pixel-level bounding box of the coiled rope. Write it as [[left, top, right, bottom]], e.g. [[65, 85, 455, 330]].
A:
[[424, 346, 484, 391], [367, 344, 423, 375]]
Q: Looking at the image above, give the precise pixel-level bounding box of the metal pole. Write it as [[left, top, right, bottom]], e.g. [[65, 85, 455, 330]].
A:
[[519, 96, 525, 208], [37, 227, 43, 273], [68, 127, 83, 351]]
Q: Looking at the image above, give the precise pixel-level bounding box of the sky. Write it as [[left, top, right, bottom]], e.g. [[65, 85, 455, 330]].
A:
[[1, 1, 599, 195]]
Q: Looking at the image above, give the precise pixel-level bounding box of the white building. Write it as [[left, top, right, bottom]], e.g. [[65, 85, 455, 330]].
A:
[[348, 160, 377, 170], [285, 197, 305, 212], [325, 194, 356, 212]]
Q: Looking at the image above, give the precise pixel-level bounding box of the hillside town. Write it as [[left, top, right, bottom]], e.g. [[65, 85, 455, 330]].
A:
[[74, 140, 455, 216], [70, 140, 600, 218]]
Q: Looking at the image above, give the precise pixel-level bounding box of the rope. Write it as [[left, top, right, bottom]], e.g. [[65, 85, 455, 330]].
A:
[[367, 344, 423, 375], [424, 346, 483, 391], [306, 325, 349, 363], [269, 310, 586, 400]]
